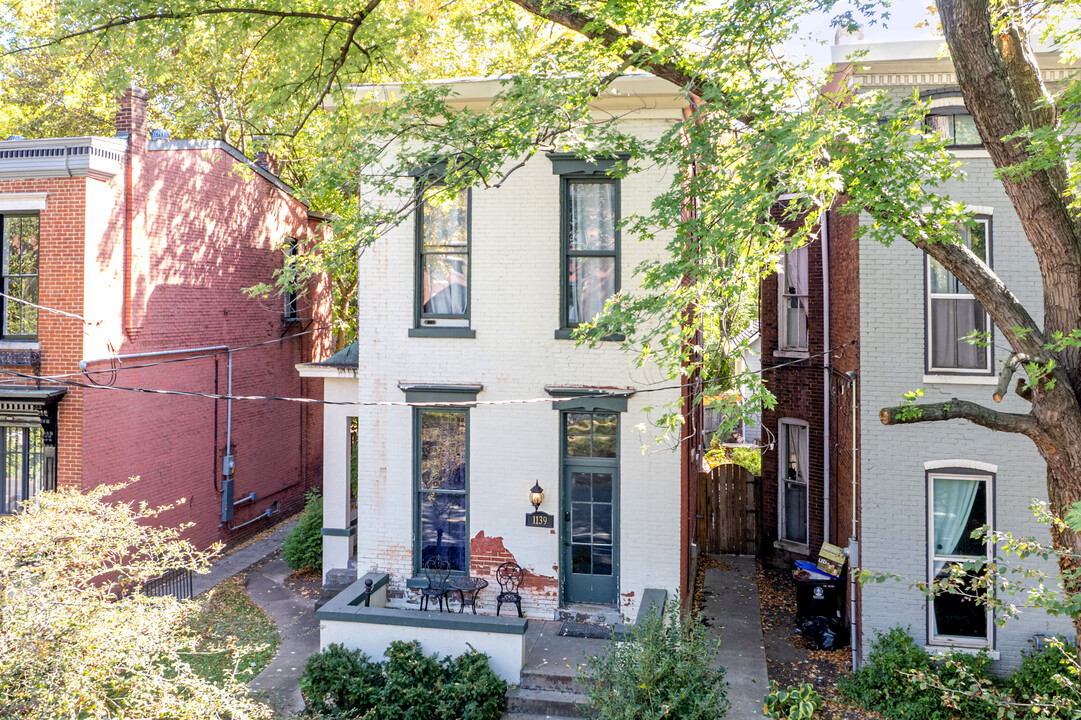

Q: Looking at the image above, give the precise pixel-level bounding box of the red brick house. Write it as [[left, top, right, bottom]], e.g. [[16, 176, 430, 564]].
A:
[[0, 88, 332, 549]]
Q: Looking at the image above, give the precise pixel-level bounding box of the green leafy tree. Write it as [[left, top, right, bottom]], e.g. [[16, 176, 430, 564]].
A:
[[17, 0, 1081, 644], [0, 481, 272, 719]]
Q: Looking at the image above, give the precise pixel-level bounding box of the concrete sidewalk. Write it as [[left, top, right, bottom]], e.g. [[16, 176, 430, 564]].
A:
[[246, 557, 319, 715], [191, 520, 298, 597], [701, 554, 770, 718]]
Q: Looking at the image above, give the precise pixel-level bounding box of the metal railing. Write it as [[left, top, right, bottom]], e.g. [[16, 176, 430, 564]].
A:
[[142, 568, 193, 600]]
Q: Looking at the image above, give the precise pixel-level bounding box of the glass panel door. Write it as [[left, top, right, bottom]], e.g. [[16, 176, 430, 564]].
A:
[[563, 467, 618, 604]]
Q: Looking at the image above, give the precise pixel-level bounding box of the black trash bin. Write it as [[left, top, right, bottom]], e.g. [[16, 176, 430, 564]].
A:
[[793, 574, 843, 622]]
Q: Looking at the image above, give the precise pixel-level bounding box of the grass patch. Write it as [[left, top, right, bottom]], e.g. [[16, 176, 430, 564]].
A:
[[182, 576, 281, 685]]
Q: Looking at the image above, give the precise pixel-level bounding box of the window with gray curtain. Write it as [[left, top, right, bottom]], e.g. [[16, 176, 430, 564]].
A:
[[0, 213, 39, 340], [417, 184, 469, 322], [928, 219, 990, 372], [779, 245, 808, 351], [779, 420, 808, 545], [564, 178, 618, 327], [929, 472, 991, 645]]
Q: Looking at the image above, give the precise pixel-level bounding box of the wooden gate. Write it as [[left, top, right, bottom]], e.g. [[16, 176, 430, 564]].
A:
[[696, 464, 759, 555]]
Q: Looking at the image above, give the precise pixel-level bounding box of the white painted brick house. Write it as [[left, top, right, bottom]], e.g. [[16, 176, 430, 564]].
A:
[[300, 76, 698, 658]]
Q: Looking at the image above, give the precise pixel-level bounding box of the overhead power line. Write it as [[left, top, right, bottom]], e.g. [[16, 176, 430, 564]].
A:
[[0, 341, 856, 408]]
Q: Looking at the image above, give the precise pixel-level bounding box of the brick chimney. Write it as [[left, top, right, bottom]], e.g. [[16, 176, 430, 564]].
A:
[[114, 85, 149, 149], [252, 136, 279, 175]]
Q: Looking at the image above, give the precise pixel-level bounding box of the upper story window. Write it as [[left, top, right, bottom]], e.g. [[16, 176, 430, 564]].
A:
[[416, 183, 470, 328], [928, 470, 992, 647], [283, 238, 299, 321], [0, 213, 39, 340], [562, 178, 619, 330], [778, 245, 808, 352], [927, 219, 992, 374]]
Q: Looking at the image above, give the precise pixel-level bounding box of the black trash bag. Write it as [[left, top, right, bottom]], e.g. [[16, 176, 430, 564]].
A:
[[795, 616, 850, 650]]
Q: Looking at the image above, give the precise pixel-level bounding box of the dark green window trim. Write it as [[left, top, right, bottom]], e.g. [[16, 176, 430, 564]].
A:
[[546, 386, 631, 413], [408, 327, 476, 339], [414, 181, 471, 329], [553, 328, 624, 342], [547, 153, 631, 176], [412, 405, 470, 576], [399, 383, 482, 404], [558, 175, 621, 332]]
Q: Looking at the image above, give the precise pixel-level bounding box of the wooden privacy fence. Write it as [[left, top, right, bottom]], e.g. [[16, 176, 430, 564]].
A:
[[696, 464, 760, 555]]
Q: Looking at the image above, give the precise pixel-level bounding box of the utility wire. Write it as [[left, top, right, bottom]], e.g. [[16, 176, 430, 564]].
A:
[[0, 340, 856, 407]]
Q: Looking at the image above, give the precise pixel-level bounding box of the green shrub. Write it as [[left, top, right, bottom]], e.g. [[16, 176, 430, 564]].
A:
[[1009, 639, 1081, 718], [837, 626, 997, 720], [282, 491, 323, 572], [763, 682, 822, 719], [299, 641, 507, 720], [582, 597, 729, 719]]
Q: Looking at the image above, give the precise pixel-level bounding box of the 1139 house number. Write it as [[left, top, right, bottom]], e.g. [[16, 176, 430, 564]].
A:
[[525, 511, 553, 528]]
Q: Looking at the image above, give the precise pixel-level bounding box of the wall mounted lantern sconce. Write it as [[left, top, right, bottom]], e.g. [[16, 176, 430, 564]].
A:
[[529, 481, 544, 511]]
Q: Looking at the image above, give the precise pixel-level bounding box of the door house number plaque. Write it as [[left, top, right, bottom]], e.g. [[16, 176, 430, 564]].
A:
[[525, 511, 554, 528]]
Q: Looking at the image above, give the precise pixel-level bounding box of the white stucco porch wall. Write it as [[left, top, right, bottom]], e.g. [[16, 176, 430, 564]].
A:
[[858, 155, 1073, 671], [348, 115, 684, 621]]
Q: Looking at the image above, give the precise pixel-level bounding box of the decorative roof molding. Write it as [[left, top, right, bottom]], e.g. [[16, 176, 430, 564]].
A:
[[0, 137, 126, 181]]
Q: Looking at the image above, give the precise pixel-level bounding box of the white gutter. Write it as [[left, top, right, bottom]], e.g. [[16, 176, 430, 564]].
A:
[[821, 210, 831, 546]]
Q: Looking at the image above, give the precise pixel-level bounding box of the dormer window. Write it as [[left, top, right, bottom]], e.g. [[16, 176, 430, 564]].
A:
[[926, 108, 982, 148]]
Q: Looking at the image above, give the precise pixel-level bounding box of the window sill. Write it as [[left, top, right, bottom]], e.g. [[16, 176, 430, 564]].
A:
[[922, 374, 997, 385], [925, 644, 998, 660], [408, 327, 476, 339], [0, 340, 39, 350], [774, 539, 811, 556], [773, 349, 810, 359], [554, 329, 625, 342]]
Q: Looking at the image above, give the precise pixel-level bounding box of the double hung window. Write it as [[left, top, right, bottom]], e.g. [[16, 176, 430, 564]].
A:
[[0, 213, 39, 339], [779, 245, 808, 352], [926, 110, 982, 148], [0, 425, 45, 514], [283, 238, 299, 321], [416, 184, 470, 327], [414, 408, 468, 573], [778, 420, 809, 545], [929, 471, 992, 646], [563, 178, 619, 329], [927, 219, 991, 373]]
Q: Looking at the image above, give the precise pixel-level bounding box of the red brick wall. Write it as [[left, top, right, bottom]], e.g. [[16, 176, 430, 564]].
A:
[[761, 225, 827, 562], [81, 139, 331, 549], [0, 176, 93, 489]]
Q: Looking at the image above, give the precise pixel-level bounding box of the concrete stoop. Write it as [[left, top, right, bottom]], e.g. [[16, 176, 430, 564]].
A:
[[554, 602, 622, 626], [503, 663, 589, 719]]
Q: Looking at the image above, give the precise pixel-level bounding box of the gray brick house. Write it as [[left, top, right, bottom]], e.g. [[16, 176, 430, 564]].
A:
[[762, 39, 1077, 669]]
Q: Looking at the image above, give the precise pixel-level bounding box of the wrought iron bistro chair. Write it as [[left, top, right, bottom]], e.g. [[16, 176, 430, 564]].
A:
[[420, 556, 452, 612], [495, 561, 524, 618]]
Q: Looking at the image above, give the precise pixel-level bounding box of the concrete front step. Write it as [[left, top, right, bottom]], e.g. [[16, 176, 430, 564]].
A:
[[519, 667, 586, 694], [555, 602, 622, 626], [505, 688, 589, 718]]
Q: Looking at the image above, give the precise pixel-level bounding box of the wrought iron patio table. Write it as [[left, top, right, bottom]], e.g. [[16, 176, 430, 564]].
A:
[[447, 576, 489, 614]]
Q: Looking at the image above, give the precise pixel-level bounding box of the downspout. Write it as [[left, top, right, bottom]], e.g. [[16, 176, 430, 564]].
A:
[[847, 370, 859, 669], [821, 210, 831, 546], [123, 136, 134, 340]]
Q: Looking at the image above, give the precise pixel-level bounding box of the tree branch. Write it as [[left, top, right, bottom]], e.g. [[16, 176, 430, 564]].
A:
[[507, 0, 704, 97], [5, 8, 356, 55], [879, 398, 1040, 437]]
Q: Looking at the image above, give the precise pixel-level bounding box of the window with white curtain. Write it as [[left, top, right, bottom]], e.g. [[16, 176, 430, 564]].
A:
[[927, 219, 991, 373], [417, 183, 470, 327], [928, 471, 992, 647], [563, 178, 619, 328], [779, 245, 808, 352], [778, 419, 809, 545]]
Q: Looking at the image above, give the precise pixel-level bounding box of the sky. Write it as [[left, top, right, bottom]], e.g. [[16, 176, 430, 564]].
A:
[[792, 2, 940, 66]]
